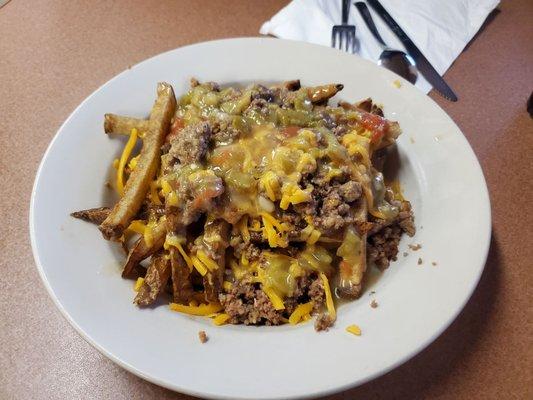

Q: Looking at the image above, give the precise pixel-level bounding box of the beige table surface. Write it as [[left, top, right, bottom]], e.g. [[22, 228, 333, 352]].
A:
[[1, 1, 532, 399]]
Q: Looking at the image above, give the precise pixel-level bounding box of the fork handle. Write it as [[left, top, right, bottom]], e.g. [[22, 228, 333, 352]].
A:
[[354, 2, 387, 47], [342, 0, 350, 24]]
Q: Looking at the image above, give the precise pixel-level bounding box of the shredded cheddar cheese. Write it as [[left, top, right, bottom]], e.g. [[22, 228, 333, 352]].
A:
[[320, 273, 336, 320], [143, 221, 155, 247], [190, 255, 208, 276], [197, 250, 219, 271], [346, 324, 362, 336], [134, 277, 144, 292], [127, 220, 146, 235], [288, 301, 314, 324], [164, 234, 193, 271], [222, 281, 233, 292], [213, 313, 231, 326], [116, 128, 138, 196], [169, 302, 223, 316], [263, 286, 285, 310]]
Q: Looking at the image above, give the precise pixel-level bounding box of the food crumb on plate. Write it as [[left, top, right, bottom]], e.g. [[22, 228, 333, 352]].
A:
[[432, 261, 437, 266], [346, 324, 362, 336], [393, 79, 402, 88], [418, 257, 423, 265], [198, 330, 208, 344], [409, 243, 422, 251], [370, 300, 378, 308], [369, 290, 376, 296], [403, 252, 409, 257], [409, 136, 415, 143]]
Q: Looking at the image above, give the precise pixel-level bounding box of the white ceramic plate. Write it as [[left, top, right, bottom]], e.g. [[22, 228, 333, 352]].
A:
[[30, 38, 491, 400]]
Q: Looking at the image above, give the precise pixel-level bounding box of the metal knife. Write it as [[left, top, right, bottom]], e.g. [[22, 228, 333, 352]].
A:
[[366, 0, 458, 101]]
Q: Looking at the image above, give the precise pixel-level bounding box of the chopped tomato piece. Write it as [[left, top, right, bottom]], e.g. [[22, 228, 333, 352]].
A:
[[280, 125, 300, 137], [360, 112, 389, 144]]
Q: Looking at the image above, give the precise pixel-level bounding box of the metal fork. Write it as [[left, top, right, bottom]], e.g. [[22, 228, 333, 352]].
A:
[[331, 0, 356, 52]]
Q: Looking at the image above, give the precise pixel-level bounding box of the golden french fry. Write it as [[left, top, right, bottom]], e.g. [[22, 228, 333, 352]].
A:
[[170, 248, 195, 304], [100, 82, 176, 240], [122, 221, 166, 278], [104, 114, 150, 136], [134, 252, 171, 306], [201, 218, 230, 302], [71, 207, 110, 225]]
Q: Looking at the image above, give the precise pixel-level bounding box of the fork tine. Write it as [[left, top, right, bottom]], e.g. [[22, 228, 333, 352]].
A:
[[331, 30, 337, 48], [345, 33, 351, 53], [339, 32, 344, 51]]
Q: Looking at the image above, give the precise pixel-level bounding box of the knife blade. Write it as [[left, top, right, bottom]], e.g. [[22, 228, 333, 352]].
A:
[[366, 0, 458, 101]]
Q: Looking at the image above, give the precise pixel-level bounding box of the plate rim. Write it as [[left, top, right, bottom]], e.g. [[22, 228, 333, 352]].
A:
[[29, 37, 492, 400]]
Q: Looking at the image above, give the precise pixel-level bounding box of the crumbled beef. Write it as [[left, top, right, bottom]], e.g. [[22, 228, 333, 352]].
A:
[[314, 190, 357, 233], [167, 171, 224, 226], [338, 181, 363, 202], [198, 330, 208, 343], [308, 277, 326, 313], [332, 124, 348, 138], [228, 232, 262, 263], [367, 225, 402, 270], [280, 211, 307, 240], [211, 120, 241, 146], [314, 314, 334, 331], [220, 282, 284, 325], [168, 121, 211, 165], [251, 85, 275, 102]]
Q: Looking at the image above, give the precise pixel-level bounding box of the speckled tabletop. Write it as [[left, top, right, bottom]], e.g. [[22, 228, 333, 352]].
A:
[[1, 1, 532, 399]]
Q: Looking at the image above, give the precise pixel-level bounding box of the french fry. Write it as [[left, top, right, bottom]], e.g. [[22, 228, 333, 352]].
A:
[[122, 220, 166, 278], [71, 207, 110, 225], [104, 114, 150, 136], [307, 83, 343, 103], [200, 218, 230, 302], [134, 252, 171, 306], [100, 82, 176, 240], [170, 247, 195, 304]]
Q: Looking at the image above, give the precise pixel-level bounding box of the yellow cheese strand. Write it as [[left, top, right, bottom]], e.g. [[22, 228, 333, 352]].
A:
[[197, 250, 219, 271], [127, 220, 146, 235], [320, 273, 336, 320], [346, 324, 362, 336], [263, 287, 285, 310], [190, 255, 208, 276], [133, 277, 144, 292], [288, 301, 314, 325], [116, 128, 138, 196], [169, 302, 223, 316], [213, 313, 231, 326]]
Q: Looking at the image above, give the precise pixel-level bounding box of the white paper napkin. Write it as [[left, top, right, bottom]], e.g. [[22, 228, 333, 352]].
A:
[[260, 0, 499, 94]]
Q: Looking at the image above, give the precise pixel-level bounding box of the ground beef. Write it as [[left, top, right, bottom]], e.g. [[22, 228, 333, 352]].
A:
[[280, 211, 307, 240], [198, 330, 208, 343], [211, 120, 241, 146], [220, 282, 284, 325], [231, 238, 262, 263], [167, 171, 224, 226], [338, 181, 363, 202], [168, 121, 211, 165], [251, 85, 275, 102], [308, 277, 326, 313], [314, 314, 334, 331], [314, 190, 354, 233], [367, 225, 403, 270]]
